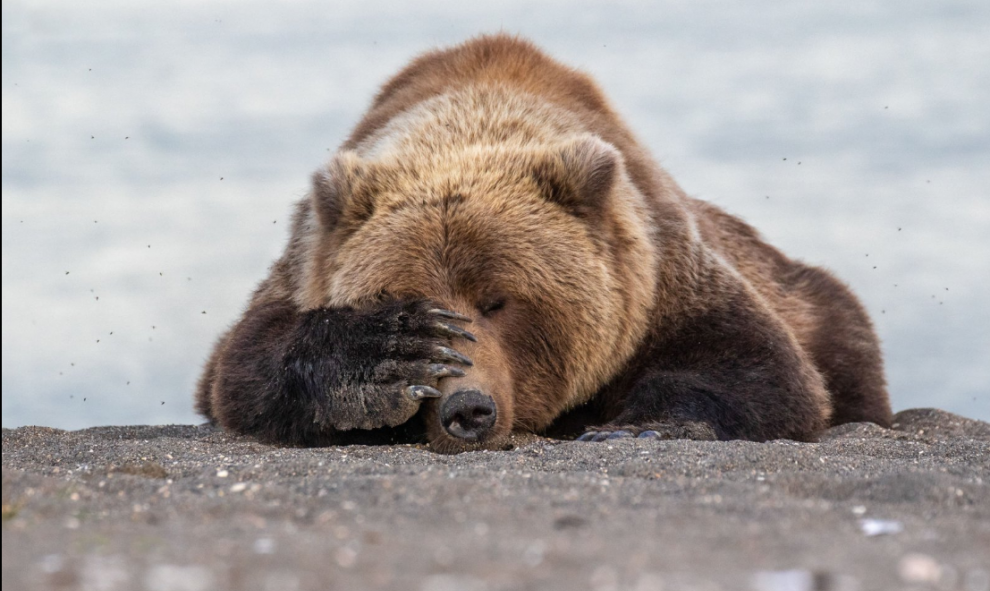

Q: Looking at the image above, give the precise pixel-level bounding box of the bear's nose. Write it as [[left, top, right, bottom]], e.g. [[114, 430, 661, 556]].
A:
[[440, 390, 497, 442]]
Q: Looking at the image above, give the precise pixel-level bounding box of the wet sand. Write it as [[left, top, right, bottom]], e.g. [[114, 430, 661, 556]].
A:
[[3, 408, 989, 591]]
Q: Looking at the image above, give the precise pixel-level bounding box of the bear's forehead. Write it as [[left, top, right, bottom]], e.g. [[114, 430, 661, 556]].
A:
[[366, 188, 558, 246], [329, 187, 596, 303], [370, 170, 541, 214]]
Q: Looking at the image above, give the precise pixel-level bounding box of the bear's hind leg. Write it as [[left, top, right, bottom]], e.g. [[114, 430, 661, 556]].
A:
[[789, 266, 892, 427]]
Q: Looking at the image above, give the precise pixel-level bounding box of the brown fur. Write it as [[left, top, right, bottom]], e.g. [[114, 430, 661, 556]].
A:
[[196, 34, 891, 452]]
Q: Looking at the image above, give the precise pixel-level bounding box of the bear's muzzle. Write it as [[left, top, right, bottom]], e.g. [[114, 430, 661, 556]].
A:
[[439, 389, 497, 442]]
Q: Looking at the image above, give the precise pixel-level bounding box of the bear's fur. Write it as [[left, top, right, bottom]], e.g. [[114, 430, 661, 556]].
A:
[[196, 35, 892, 452]]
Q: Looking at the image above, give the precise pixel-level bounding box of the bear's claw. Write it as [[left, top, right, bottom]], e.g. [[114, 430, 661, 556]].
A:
[[435, 322, 478, 342], [427, 364, 467, 379], [428, 308, 473, 323], [576, 429, 661, 442], [405, 385, 443, 400], [434, 346, 473, 366], [576, 422, 717, 442]]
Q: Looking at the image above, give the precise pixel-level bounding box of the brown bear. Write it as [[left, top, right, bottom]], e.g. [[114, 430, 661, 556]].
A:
[[195, 34, 892, 452]]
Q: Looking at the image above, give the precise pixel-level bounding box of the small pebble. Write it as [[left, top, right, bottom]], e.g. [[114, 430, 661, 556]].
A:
[[859, 518, 902, 536]]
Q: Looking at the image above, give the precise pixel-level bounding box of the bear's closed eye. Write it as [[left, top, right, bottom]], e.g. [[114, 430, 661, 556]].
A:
[[478, 298, 506, 317]]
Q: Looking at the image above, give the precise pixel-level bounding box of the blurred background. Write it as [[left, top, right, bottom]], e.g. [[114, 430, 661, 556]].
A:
[[2, 0, 988, 429]]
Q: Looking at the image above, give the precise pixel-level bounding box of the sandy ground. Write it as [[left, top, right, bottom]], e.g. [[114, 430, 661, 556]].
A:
[[2, 408, 989, 591]]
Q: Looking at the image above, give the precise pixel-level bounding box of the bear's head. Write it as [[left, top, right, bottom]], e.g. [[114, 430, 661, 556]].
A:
[[299, 131, 657, 452]]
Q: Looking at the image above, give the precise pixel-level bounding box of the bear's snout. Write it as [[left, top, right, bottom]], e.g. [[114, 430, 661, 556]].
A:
[[439, 390, 497, 442]]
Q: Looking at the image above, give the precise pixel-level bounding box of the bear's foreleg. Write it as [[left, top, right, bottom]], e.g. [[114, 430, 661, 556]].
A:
[[203, 299, 474, 445], [580, 288, 831, 443]]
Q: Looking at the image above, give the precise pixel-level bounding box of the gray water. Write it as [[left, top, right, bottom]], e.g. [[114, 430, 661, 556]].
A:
[[3, 0, 989, 429]]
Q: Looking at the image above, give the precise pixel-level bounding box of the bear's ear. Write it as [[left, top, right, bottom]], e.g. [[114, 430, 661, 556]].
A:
[[532, 136, 620, 218], [311, 151, 376, 231]]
